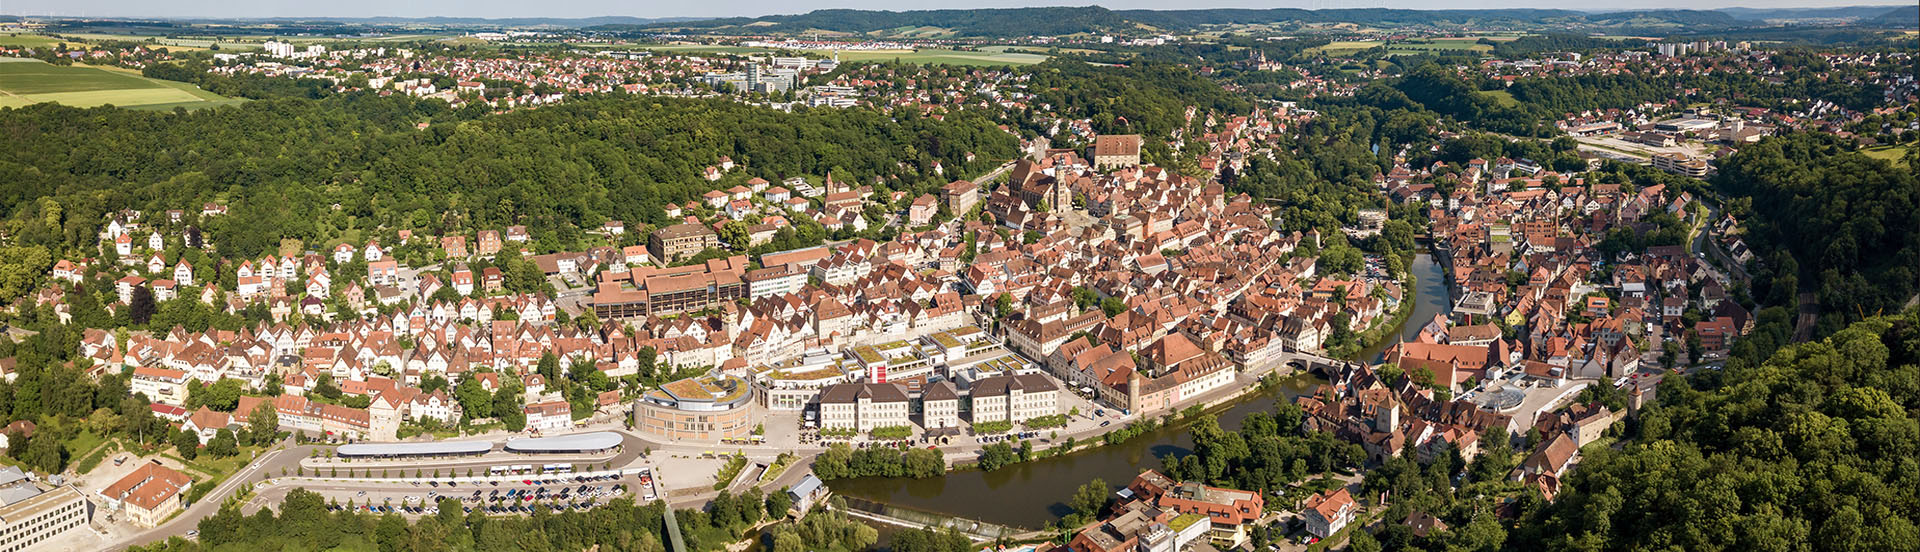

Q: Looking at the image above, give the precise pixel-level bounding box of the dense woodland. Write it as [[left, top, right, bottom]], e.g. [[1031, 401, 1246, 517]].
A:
[[0, 94, 1015, 264], [1510, 312, 1920, 551], [1156, 314, 1920, 552], [1715, 133, 1920, 333]]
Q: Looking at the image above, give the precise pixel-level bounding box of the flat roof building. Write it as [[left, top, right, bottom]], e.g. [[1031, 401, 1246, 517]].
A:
[[592, 255, 749, 319], [635, 374, 757, 441], [0, 467, 90, 552], [648, 223, 720, 264], [336, 440, 493, 458], [504, 432, 624, 454]]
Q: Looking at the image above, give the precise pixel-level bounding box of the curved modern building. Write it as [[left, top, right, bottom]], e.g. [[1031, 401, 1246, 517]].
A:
[[634, 374, 757, 441]]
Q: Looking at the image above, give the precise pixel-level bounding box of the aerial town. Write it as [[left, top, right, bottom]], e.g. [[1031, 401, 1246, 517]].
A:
[[0, 3, 1915, 552]]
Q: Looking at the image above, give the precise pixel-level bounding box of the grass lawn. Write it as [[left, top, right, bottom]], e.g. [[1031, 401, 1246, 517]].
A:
[[1861, 144, 1912, 168], [0, 58, 241, 109], [164, 444, 266, 483], [73, 439, 123, 475], [62, 429, 112, 473], [1477, 89, 1519, 107]]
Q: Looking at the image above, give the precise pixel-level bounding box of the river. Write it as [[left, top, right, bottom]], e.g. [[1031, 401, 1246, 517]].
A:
[[827, 373, 1323, 529], [1358, 252, 1453, 362], [827, 253, 1450, 529]]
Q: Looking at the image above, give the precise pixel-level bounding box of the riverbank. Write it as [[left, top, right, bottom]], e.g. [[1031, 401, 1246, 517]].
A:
[[827, 372, 1324, 528], [827, 253, 1451, 529]]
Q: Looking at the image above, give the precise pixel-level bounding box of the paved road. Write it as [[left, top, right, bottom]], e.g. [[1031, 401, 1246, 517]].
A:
[[240, 472, 643, 517], [105, 341, 1342, 549], [111, 430, 654, 550], [973, 160, 1020, 186], [111, 437, 303, 550], [1794, 292, 1820, 343]]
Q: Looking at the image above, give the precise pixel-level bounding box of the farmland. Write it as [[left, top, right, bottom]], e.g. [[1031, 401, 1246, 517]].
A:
[[0, 34, 65, 48], [1308, 37, 1499, 56], [0, 58, 244, 110]]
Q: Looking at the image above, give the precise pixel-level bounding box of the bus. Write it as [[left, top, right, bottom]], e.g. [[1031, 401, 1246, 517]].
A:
[[489, 466, 510, 476], [512, 464, 534, 475], [542, 464, 573, 474]]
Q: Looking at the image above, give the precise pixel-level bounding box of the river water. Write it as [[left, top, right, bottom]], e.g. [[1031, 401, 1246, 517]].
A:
[[828, 253, 1450, 529], [828, 374, 1323, 529], [1359, 252, 1453, 362]]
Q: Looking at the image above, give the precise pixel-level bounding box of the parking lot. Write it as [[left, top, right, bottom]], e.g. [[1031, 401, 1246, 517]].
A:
[[299, 472, 639, 517]]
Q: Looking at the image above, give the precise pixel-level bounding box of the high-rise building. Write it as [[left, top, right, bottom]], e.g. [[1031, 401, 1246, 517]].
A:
[[264, 40, 296, 58]]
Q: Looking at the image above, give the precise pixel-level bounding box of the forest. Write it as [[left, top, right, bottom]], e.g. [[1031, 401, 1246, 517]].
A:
[[1157, 313, 1920, 552], [1019, 59, 1252, 140], [1508, 312, 1920, 551], [1369, 60, 1898, 137], [0, 93, 1016, 264], [1714, 133, 1920, 332]]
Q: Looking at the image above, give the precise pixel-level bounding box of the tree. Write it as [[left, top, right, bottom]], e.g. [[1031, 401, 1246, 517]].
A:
[[173, 428, 200, 460], [129, 285, 157, 325], [993, 293, 1014, 320], [207, 428, 239, 457], [1068, 478, 1111, 520], [190, 378, 245, 411], [454, 376, 493, 420], [1348, 527, 1383, 552], [766, 487, 794, 517], [20, 432, 65, 473], [1511, 314, 1920, 551], [537, 352, 561, 382], [718, 221, 749, 249], [976, 443, 1019, 471], [0, 246, 51, 304], [902, 447, 946, 478], [495, 388, 526, 432]]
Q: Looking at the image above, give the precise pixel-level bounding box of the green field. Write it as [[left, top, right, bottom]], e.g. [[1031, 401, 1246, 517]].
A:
[[839, 48, 1046, 66], [0, 58, 243, 110], [1310, 37, 1494, 57], [642, 44, 785, 55], [1308, 40, 1385, 55], [1861, 144, 1913, 168], [1385, 39, 1494, 53], [0, 34, 64, 48], [1477, 89, 1519, 107], [639, 44, 1046, 66]]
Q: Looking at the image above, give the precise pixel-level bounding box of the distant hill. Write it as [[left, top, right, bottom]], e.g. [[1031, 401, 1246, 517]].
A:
[[1714, 5, 1911, 21], [1866, 5, 1919, 28], [610, 6, 1759, 38]]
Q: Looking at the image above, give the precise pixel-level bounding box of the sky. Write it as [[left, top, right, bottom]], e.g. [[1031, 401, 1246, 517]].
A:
[[0, 0, 1905, 21]]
